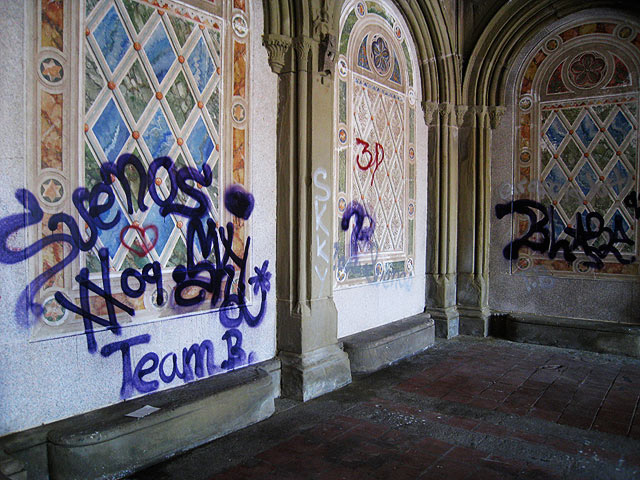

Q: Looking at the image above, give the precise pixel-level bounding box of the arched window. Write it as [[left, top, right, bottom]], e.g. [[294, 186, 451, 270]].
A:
[[31, 0, 254, 338], [513, 19, 640, 276], [334, 0, 418, 287]]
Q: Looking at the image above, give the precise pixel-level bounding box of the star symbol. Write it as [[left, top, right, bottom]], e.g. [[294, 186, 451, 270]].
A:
[[41, 179, 62, 202], [41, 59, 63, 82]]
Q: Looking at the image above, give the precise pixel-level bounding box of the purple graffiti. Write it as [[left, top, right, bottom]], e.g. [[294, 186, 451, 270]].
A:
[[224, 184, 255, 220], [341, 201, 376, 256]]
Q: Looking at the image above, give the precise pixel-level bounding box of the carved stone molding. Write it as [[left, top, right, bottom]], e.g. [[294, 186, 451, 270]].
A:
[[263, 34, 292, 74], [312, 1, 333, 40], [455, 105, 469, 127], [293, 36, 313, 70], [422, 101, 439, 126], [488, 106, 506, 129]]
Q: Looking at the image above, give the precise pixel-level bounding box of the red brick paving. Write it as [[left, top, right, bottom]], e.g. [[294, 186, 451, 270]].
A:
[[130, 338, 640, 480]]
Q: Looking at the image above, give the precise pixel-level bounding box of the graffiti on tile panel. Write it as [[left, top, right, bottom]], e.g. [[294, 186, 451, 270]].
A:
[[334, 0, 418, 287], [3, 0, 262, 399], [0, 155, 270, 398], [499, 20, 640, 275]]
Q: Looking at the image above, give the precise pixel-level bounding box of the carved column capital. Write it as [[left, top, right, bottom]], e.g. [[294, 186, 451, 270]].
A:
[[455, 105, 469, 127], [488, 106, 506, 129], [422, 101, 439, 126], [293, 36, 314, 71], [262, 34, 292, 74]]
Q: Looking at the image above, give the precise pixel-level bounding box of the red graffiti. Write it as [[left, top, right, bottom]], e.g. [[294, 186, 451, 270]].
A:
[[119, 224, 158, 257], [355, 138, 384, 186]]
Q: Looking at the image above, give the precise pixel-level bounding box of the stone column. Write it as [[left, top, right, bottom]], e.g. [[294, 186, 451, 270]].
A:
[[263, 31, 351, 401], [457, 105, 505, 336], [424, 102, 466, 338]]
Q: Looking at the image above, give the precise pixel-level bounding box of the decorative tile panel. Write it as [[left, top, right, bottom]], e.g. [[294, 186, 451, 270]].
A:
[[28, 0, 250, 339], [513, 20, 640, 276], [335, 0, 417, 287]]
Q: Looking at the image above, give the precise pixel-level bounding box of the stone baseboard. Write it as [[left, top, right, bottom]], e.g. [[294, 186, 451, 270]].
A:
[[279, 344, 352, 402], [342, 313, 435, 374], [490, 313, 640, 358], [0, 359, 280, 480]]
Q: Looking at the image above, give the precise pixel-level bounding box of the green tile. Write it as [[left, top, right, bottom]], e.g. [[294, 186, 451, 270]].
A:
[[339, 11, 357, 55], [85, 51, 104, 113], [559, 138, 582, 172], [591, 139, 614, 171], [123, 0, 154, 33], [166, 71, 195, 128], [339, 80, 346, 124], [119, 59, 153, 122], [166, 235, 188, 268], [169, 14, 194, 47], [592, 104, 615, 123], [84, 142, 101, 191], [561, 107, 581, 126], [206, 86, 220, 131]]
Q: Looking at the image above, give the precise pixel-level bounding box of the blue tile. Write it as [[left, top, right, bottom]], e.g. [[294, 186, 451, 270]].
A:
[[606, 160, 630, 196], [607, 111, 632, 146], [188, 38, 215, 93], [93, 99, 130, 163], [575, 162, 598, 196], [142, 201, 175, 255], [544, 164, 566, 196], [576, 113, 598, 148], [145, 23, 175, 84], [187, 116, 214, 168], [608, 209, 630, 233], [545, 117, 567, 150], [550, 207, 567, 236], [94, 7, 131, 72], [144, 108, 174, 158], [97, 199, 130, 258]]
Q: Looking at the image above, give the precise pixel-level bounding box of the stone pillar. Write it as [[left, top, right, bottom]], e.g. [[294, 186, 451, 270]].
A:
[[263, 31, 351, 402], [457, 106, 505, 336], [424, 102, 466, 339]]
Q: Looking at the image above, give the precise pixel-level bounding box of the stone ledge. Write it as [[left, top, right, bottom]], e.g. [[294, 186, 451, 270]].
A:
[[490, 313, 640, 358], [47, 359, 279, 479], [0, 359, 279, 480], [341, 313, 435, 374]]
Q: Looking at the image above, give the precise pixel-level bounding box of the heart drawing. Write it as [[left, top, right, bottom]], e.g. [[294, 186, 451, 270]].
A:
[[119, 224, 159, 257]]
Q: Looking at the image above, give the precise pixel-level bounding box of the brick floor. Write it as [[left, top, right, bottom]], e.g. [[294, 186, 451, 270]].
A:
[[129, 337, 640, 480]]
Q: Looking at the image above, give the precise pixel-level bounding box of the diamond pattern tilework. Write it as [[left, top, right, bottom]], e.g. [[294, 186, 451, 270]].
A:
[[85, 51, 104, 113], [608, 111, 633, 146], [544, 164, 566, 196], [591, 185, 614, 214], [145, 23, 176, 84], [166, 71, 195, 129], [144, 108, 174, 158], [575, 162, 598, 196], [170, 15, 194, 47], [593, 104, 615, 122], [122, 0, 153, 33], [576, 113, 598, 148], [607, 160, 630, 196], [142, 201, 175, 256], [187, 116, 214, 169], [93, 98, 129, 163], [120, 59, 153, 121], [97, 200, 130, 259], [560, 138, 582, 171], [94, 7, 130, 72], [559, 185, 582, 220], [188, 37, 215, 93], [591, 138, 614, 171], [545, 116, 567, 150], [562, 107, 581, 125]]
